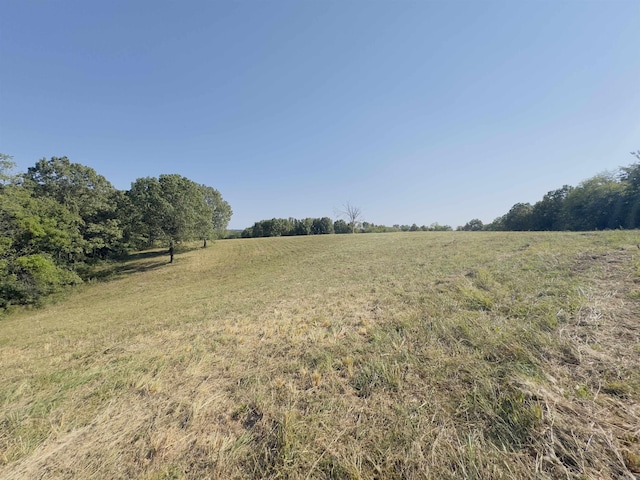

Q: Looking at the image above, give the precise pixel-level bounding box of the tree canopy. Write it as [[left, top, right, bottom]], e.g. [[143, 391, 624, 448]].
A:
[[23, 157, 125, 258], [1, 155, 232, 308], [469, 154, 640, 232]]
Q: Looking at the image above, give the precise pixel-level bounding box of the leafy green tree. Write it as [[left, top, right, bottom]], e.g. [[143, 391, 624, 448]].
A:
[[127, 174, 223, 247], [259, 218, 291, 237], [23, 157, 124, 258], [334, 219, 350, 234], [259, 220, 280, 237], [1, 185, 84, 261], [426, 222, 452, 231], [1, 184, 83, 307], [294, 218, 313, 236], [502, 203, 534, 231], [249, 220, 265, 238], [125, 176, 165, 245], [461, 219, 484, 231], [157, 175, 212, 243], [530, 186, 573, 231], [199, 185, 232, 246], [244, 216, 339, 237], [0, 253, 81, 307], [312, 217, 334, 235], [483, 216, 505, 231], [562, 174, 625, 230]]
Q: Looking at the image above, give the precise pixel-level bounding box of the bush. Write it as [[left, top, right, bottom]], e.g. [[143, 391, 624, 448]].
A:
[[0, 254, 81, 307]]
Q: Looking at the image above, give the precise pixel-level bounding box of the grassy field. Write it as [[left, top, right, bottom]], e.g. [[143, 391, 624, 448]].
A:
[[1, 231, 639, 479]]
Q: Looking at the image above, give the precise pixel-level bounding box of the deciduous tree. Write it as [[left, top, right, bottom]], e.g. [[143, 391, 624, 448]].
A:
[[340, 202, 362, 234], [127, 175, 222, 247], [199, 184, 232, 246], [461, 219, 484, 231], [23, 157, 124, 257], [0, 183, 83, 307]]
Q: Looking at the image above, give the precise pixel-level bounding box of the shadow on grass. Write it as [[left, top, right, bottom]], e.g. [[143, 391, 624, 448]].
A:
[[124, 250, 169, 261], [83, 245, 199, 282]]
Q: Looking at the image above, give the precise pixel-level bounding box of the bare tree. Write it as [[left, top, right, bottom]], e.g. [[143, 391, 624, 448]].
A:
[[340, 202, 362, 234]]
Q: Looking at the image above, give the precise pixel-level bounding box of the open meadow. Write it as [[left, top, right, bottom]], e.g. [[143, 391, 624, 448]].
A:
[[1, 231, 639, 479]]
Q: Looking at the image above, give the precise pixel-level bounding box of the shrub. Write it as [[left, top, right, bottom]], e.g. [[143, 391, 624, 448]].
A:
[[0, 254, 81, 307]]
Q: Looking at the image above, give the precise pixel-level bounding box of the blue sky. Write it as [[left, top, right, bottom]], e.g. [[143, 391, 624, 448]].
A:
[[2, 0, 639, 229]]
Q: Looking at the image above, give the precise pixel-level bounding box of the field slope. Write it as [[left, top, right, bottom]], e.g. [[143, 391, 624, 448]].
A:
[[1, 232, 639, 479]]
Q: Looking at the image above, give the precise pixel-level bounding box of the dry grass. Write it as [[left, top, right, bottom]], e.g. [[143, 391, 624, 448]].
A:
[[1, 231, 639, 479]]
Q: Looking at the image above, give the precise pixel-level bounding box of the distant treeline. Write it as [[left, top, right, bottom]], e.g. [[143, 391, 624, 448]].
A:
[[459, 154, 640, 232], [241, 218, 452, 238], [244, 154, 640, 238], [0, 155, 231, 308]]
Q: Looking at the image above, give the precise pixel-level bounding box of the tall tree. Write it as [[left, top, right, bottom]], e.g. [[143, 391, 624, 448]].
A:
[[312, 217, 334, 235], [333, 219, 350, 234], [340, 202, 362, 234], [294, 218, 313, 236], [125, 176, 166, 246], [562, 174, 625, 230], [530, 186, 573, 231], [23, 157, 124, 258], [199, 184, 232, 246], [0, 183, 83, 307], [502, 203, 534, 231], [127, 175, 229, 247], [461, 219, 484, 231]]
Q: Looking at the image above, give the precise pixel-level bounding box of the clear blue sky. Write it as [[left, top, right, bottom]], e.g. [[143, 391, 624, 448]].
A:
[[2, 0, 639, 229]]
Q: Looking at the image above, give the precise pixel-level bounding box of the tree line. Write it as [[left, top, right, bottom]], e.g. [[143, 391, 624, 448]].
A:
[[241, 218, 454, 238], [458, 154, 640, 232], [0, 155, 231, 308], [4, 152, 639, 307]]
